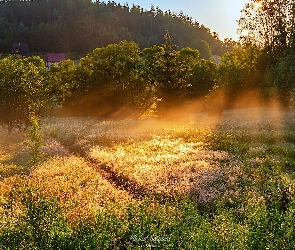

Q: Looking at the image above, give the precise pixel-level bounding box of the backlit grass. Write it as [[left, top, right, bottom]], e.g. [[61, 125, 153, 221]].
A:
[[1, 107, 295, 249]]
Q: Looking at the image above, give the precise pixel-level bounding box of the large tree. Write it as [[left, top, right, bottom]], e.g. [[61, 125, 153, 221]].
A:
[[238, 0, 295, 107], [0, 56, 49, 133], [47, 59, 78, 106], [238, 0, 295, 56], [66, 40, 151, 117], [141, 31, 201, 115]]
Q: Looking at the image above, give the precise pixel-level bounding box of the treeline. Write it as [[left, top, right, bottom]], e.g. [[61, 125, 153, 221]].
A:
[[0, 34, 217, 132], [0, 0, 232, 57], [2, 0, 295, 133], [1, 32, 295, 132], [216, 0, 295, 109]]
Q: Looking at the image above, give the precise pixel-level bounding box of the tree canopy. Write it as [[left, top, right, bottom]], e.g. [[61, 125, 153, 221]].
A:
[[0, 0, 228, 56], [231, 0, 295, 107], [0, 56, 49, 132], [238, 0, 295, 57]]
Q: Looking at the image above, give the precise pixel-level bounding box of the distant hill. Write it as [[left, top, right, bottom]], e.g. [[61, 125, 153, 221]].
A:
[[0, 0, 231, 56]]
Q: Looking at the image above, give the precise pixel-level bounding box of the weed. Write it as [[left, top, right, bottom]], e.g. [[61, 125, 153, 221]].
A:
[[27, 113, 44, 166]]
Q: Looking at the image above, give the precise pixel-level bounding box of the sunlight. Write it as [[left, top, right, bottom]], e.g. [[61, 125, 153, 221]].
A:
[[253, 1, 263, 10]]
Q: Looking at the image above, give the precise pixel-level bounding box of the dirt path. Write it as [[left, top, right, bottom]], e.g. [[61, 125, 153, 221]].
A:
[[87, 157, 148, 199]]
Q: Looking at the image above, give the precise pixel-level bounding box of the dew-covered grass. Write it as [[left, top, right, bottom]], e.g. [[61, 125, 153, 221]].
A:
[[1, 107, 295, 249]]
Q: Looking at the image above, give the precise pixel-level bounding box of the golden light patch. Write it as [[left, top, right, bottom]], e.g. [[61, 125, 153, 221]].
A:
[[89, 136, 232, 202], [253, 1, 263, 10]]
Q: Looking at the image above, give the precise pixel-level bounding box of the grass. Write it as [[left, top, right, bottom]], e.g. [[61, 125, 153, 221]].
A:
[[0, 107, 295, 249]]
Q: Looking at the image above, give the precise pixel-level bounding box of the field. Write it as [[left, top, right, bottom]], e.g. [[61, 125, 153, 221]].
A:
[[1, 107, 295, 249]]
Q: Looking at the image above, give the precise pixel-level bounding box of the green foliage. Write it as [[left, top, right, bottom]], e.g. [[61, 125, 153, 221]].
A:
[[178, 47, 200, 75], [88, 40, 141, 90], [68, 38, 209, 117], [0, 0, 226, 55], [69, 40, 150, 117], [2, 39, 218, 120], [190, 39, 212, 59], [0, 182, 71, 249], [187, 59, 217, 99], [272, 44, 295, 106], [0, 56, 49, 133], [156, 31, 186, 114], [146, 32, 202, 115], [28, 113, 44, 166], [216, 44, 263, 107], [0, 191, 216, 249], [47, 59, 78, 106], [218, 44, 261, 89]]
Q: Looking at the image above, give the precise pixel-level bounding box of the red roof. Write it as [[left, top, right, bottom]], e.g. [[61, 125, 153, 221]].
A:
[[46, 53, 66, 62]]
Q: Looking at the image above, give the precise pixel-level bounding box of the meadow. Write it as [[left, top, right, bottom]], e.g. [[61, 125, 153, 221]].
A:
[[1, 107, 295, 249]]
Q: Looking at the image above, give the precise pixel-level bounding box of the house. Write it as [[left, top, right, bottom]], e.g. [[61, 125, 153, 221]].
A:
[[45, 53, 66, 70], [12, 43, 30, 57]]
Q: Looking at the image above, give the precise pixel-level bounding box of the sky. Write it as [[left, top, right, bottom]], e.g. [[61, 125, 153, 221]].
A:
[[114, 0, 249, 41]]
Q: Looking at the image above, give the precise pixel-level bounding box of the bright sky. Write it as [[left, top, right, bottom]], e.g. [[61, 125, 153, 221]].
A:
[[114, 0, 249, 41]]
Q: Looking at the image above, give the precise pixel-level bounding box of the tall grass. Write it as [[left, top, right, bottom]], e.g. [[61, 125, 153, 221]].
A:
[[1, 107, 295, 249]]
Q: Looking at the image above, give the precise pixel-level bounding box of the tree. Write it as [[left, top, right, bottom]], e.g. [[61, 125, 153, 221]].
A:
[[0, 56, 49, 133], [155, 31, 187, 115], [140, 45, 164, 111], [47, 59, 78, 106], [238, 0, 294, 56], [179, 47, 200, 70], [272, 44, 295, 106], [238, 0, 295, 107], [68, 40, 148, 117], [190, 39, 212, 59], [187, 59, 217, 99], [0, 0, 224, 55], [217, 44, 262, 108], [143, 31, 201, 115], [88, 40, 141, 91]]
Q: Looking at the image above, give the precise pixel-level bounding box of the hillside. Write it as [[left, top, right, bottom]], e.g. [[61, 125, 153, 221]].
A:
[[0, 0, 230, 56]]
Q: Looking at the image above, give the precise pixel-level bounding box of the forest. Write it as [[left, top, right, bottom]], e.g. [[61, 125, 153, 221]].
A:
[[0, 0, 231, 57], [1, 0, 295, 249]]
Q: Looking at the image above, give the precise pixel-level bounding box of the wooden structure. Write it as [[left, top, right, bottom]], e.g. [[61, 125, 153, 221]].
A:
[[45, 53, 66, 70]]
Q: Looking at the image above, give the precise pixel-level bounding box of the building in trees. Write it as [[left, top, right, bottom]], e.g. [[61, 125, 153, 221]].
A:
[[12, 43, 30, 57], [45, 53, 66, 70]]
